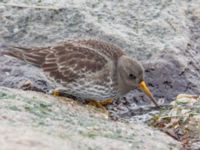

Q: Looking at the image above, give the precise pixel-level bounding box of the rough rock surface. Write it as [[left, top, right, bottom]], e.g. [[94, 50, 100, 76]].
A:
[[0, 1, 200, 118], [0, 87, 181, 150], [149, 94, 200, 149]]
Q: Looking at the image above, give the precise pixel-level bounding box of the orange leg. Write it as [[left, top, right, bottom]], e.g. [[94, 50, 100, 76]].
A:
[[87, 98, 113, 106], [86, 98, 113, 112], [50, 89, 61, 96], [51, 89, 113, 112]]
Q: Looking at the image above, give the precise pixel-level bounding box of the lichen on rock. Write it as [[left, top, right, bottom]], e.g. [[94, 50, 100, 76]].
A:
[[0, 87, 181, 150], [148, 94, 200, 149]]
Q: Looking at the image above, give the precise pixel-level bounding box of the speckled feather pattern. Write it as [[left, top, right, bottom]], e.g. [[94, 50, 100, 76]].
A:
[[5, 39, 125, 100]]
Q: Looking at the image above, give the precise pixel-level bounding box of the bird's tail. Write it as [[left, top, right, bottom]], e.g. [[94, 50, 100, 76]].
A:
[[0, 44, 24, 59]]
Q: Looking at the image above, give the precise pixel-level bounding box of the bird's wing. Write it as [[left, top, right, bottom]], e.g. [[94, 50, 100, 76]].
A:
[[42, 43, 108, 83], [6, 43, 108, 83], [72, 39, 125, 60]]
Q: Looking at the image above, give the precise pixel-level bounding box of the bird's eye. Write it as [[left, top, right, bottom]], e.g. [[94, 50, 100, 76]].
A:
[[129, 74, 136, 80]]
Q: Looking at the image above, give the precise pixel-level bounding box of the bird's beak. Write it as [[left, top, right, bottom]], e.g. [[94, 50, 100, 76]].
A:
[[139, 80, 159, 108]]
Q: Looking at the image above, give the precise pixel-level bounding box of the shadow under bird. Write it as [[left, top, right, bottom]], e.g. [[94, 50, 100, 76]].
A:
[[1, 39, 159, 108]]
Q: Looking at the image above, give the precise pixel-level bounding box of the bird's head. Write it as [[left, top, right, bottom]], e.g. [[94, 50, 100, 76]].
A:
[[117, 55, 159, 107]]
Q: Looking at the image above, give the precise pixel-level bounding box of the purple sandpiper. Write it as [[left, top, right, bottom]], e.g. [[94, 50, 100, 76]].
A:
[[2, 39, 159, 107]]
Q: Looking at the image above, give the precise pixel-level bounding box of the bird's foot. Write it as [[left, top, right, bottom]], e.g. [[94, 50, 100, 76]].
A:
[[99, 98, 113, 106], [86, 98, 113, 113], [50, 89, 61, 96], [50, 89, 77, 100]]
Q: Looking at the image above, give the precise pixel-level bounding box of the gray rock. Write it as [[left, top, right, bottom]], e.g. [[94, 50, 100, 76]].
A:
[[0, 0, 190, 59], [149, 94, 200, 149], [0, 0, 200, 119], [0, 87, 181, 150]]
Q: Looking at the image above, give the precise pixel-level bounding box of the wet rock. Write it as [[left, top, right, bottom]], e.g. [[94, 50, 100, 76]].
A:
[[0, 87, 181, 150], [0, 1, 200, 119]]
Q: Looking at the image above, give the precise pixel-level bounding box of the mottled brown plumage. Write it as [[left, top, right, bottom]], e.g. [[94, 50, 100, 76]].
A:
[[3, 39, 159, 107]]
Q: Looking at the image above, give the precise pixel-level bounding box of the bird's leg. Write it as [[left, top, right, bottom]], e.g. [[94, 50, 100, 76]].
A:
[[86, 98, 113, 112], [50, 88, 69, 97], [87, 100, 107, 112], [87, 98, 113, 106], [50, 89, 78, 99], [99, 98, 113, 106], [50, 89, 61, 96]]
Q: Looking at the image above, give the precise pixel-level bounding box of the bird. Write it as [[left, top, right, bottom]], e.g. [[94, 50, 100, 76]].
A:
[[1, 39, 159, 108]]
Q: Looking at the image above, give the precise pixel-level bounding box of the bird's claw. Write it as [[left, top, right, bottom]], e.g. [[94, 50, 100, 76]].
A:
[[50, 89, 61, 96]]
